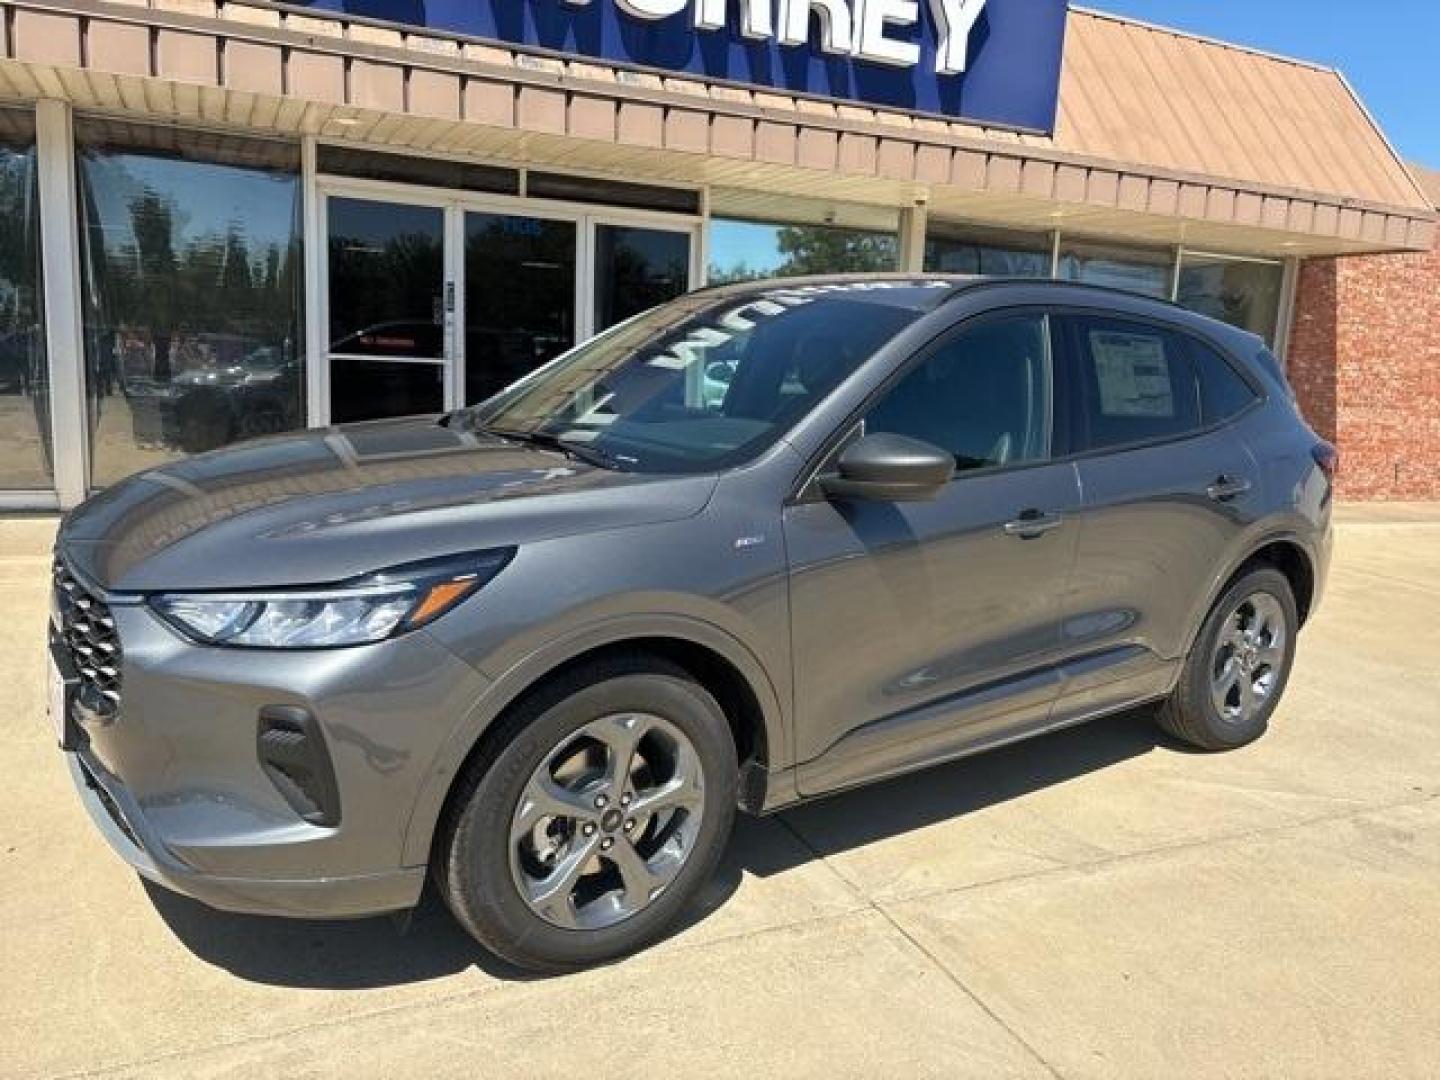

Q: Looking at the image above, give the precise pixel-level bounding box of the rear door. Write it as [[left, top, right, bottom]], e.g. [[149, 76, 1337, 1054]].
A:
[[1053, 312, 1265, 705], [786, 312, 1083, 795]]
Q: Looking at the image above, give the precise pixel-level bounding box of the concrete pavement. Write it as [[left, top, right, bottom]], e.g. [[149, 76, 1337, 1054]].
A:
[[2, 507, 1438, 1079]]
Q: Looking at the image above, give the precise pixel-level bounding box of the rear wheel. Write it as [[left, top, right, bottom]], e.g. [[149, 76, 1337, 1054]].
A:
[[1156, 567, 1298, 750], [437, 657, 737, 972]]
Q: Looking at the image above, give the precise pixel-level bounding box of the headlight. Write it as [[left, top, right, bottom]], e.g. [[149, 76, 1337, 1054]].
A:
[[149, 549, 513, 649]]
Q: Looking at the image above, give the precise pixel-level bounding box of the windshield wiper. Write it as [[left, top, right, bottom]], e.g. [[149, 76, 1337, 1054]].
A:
[[482, 427, 624, 471]]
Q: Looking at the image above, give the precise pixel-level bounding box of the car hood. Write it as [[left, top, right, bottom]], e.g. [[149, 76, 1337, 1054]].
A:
[[59, 417, 717, 592]]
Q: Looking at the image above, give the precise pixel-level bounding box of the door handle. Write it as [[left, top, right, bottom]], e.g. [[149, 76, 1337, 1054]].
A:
[[1206, 474, 1253, 502], [1003, 510, 1065, 539]]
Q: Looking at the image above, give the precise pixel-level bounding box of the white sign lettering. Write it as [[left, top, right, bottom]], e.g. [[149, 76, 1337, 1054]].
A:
[[565, 0, 988, 74]]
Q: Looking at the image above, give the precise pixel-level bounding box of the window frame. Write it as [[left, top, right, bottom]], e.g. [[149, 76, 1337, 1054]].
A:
[[1051, 307, 1268, 462], [792, 306, 1062, 502]]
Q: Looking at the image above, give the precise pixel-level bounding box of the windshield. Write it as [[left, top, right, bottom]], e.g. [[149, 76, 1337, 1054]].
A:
[[459, 281, 949, 474]]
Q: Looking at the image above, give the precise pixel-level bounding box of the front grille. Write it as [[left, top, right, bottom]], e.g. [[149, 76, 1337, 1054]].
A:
[[52, 555, 124, 708]]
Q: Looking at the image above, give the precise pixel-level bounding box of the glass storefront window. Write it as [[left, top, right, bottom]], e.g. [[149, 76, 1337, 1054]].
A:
[[924, 222, 1051, 277], [77, 121, 304, 488], [707, 218, 899, 284], [1058, 239, 1174, 299], [1176, 253, 1285, 345], [0, 109, 51, 491]]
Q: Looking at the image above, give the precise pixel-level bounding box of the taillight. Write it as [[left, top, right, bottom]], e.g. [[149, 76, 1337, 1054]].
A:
[[1311, 441, 1339, 483]]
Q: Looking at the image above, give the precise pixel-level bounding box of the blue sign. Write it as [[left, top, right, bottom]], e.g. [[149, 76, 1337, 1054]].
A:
[[296, 0, 1069, 134]]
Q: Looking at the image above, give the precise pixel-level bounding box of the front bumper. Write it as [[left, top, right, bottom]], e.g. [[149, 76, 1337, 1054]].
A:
[[69, 751, 425, 918], [56, 591, 492, 920]]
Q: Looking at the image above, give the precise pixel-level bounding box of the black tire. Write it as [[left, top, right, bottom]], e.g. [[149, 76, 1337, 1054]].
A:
[[436, 655, 738, 973], [1156, 566, 1299, 751]]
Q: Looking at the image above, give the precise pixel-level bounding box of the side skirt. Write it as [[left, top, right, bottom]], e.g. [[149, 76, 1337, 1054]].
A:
[[784, 647, 1180, 805]]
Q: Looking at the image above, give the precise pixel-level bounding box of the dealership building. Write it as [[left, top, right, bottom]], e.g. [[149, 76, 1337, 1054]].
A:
[[0, 0, 1435, 509]]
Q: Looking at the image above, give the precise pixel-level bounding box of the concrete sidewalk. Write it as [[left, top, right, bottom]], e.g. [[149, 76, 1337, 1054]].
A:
[[2, 508, 1438, 1079]]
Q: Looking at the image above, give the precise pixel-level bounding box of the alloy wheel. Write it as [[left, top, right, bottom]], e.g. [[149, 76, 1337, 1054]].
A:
[[1209, 592, 1287, 725], [509, 712, 705, 930]]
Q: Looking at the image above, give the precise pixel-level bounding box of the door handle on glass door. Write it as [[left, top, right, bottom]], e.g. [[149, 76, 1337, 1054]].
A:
[[1206, 475, 1253, 502], [1003, 511, 1064, 539]]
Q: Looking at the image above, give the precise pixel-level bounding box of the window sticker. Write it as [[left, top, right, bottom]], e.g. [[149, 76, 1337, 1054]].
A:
[[1089, 331, 1175, 418]]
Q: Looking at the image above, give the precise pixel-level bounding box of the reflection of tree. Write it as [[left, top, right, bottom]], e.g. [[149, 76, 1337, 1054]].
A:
[[91, 171, 302, 385], [604, 242, 688, 325], [707, 259, 758, 285], [329, 230, 442, 332], [776, 226, 896, 276], [707, 227, 896, 284], [127, 189, 185, 380], [0, 156, 27, 331]]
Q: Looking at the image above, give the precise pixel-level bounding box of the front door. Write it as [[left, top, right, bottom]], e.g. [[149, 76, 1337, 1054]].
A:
[[322, 187, 697, 425], [786, 312, 1082, 795]]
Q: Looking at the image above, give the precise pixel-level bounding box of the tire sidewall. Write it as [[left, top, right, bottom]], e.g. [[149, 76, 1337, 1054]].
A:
[[1183, 567, 1299, 746], [448, 671, 737, 970]]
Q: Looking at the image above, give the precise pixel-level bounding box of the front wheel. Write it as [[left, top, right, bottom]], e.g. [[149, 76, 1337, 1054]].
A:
[[437, 657, 737, 972], [1156, 566, 1298, 751]]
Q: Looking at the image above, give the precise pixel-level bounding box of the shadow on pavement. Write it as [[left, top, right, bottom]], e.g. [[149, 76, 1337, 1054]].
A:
[[146, 706, 1173, 988]]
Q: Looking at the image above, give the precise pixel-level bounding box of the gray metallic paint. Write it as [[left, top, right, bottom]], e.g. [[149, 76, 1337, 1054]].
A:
[[53, 277, 1332, 918]]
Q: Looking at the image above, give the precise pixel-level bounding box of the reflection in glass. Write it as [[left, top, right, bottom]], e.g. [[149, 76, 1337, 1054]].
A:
[[76, 123, 304, 488], [595, 225, 691, 330], [327, 198, 444, 359], [1177, 254, 1284, 345], [329, 359, 444, 424], [707, 218, 898, 284], [0, 110, 51, 490], [924, 222, 1050, 277], [1058, 239, 1174, 299], [465, 213, 576, 405]]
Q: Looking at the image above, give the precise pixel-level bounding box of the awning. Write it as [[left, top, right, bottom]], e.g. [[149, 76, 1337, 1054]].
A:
[[1, 0, 1432, 256]]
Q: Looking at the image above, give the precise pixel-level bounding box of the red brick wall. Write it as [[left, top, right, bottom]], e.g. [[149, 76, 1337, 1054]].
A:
[[1289, 234, 1440, 500]]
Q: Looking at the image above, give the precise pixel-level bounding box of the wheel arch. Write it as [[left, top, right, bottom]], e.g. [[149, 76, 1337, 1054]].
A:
[[401, 617, 789, 867], [1183, 533, 1318, 657]]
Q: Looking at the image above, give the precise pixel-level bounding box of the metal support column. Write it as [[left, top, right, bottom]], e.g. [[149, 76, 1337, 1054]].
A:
[[35, 98, 87, 509]]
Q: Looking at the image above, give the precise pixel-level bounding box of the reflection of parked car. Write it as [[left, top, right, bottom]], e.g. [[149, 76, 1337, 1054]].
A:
[[123, 352, 302, 453], [0, 327, 43, 394], [331, 320, 571, 408]]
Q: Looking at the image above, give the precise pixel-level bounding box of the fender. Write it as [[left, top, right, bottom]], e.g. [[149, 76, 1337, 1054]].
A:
[[1177, 524, 1321, 660], [400, 612, 791, 866]]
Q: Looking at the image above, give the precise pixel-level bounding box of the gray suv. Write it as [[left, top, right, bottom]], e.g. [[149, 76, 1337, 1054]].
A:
[[49, 276, 1334, 971]]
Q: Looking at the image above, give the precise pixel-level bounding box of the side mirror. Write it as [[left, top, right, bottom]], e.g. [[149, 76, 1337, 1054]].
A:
[[819, 433, 954, 503]]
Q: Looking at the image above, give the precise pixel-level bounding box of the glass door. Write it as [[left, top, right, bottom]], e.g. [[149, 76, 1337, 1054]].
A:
[[319, 184, 699, 425], [462, 211, 578, 405], [591, 221, 695, 332], [324, 194, 448, 423]]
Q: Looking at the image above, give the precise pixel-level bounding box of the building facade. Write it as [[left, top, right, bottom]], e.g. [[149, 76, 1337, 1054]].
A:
[[0, 0, 1434, 509], [1289, 167, 1440, 501]]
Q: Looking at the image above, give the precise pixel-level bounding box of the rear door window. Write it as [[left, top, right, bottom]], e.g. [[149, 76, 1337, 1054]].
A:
[[1061, 315, 1202, 452]]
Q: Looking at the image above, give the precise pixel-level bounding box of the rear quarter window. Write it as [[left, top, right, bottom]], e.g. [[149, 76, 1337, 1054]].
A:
[[1189, 339, 1261, 424]]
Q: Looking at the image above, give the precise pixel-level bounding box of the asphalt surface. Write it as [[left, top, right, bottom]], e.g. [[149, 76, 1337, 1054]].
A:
[[2, 506, 1437, 1079]]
